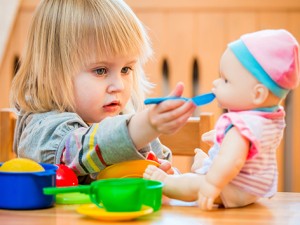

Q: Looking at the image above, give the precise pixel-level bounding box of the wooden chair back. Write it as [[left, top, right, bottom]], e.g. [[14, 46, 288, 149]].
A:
[[0, 109, 17, 162], [160, 112, 214, 155]]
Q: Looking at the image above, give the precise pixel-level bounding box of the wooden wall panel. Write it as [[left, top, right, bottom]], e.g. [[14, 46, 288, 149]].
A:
[[136, 11, 166, 97], [194, 13, 226, 117], [165, 12, 195, 97], [1, 0, 300, 191], [258, 12, 288, 30], [227, 12, 257, 42], [0, 1, 36, 108], [0, 0, 19, 67], [285, 12, 300, 192]]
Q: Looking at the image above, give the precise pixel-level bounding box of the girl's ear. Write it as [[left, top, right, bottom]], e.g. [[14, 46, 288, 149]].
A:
[[252, 84, 269, 105]]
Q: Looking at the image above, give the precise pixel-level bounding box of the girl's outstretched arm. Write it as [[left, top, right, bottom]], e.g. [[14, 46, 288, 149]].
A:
[[128, 82, 196, 150]]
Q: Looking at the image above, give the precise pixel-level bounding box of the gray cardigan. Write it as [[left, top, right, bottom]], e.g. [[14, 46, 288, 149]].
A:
[[13, 111, 171, 178]]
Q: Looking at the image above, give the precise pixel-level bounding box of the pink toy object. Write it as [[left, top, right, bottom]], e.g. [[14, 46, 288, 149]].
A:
[[229, 29, 300, 98]]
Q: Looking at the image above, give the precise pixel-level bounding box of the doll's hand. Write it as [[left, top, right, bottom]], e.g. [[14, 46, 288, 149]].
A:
[[146, 151, 174, 174], [197, 176, 221, 210], [201, 130, 216, 146], [191, 148, 208, 172], [158, 159, 174, 175], [143, 165, 168, 182], [147, 82, 196, 135]]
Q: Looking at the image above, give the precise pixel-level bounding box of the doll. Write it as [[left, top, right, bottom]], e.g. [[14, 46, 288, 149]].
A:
[[144, 29, 300, 210]]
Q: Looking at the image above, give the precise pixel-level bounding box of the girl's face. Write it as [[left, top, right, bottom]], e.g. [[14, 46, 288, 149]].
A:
[[212, 48, 259, 111], [73, 55, 137, 123]]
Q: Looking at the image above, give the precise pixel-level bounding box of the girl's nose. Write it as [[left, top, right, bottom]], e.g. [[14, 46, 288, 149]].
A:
[[107, 74, 125, 93]]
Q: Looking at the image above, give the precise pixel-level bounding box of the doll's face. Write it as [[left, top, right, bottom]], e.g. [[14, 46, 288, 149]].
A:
[[212, 48, 260, 111]]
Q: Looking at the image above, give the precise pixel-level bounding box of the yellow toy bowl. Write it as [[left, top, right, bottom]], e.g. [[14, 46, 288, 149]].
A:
[[97, 160, 159, 179]]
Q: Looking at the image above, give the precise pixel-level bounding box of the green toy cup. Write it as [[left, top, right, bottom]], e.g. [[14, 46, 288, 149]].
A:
[[44, 178, 163, 212], [90, 178, 146, 212], [143, 180, 163, 211]]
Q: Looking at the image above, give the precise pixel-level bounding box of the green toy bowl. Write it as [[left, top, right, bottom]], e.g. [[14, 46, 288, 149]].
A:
[[144, 180, 163, 211]]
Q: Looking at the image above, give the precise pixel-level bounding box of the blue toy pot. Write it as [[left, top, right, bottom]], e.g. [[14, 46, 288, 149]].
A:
[[0, 163, 57, 210]]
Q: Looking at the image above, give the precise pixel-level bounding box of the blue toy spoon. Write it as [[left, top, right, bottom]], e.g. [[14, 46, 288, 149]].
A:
[[144, 92, 215, 106]]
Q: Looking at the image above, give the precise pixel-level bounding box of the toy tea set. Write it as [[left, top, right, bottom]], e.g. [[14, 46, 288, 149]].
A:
[[0, 157, 162, 221]]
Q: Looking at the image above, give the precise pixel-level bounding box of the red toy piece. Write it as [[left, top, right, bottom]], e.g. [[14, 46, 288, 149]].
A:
[[146, 151, 159, 163], [56, 164, 78, 187]]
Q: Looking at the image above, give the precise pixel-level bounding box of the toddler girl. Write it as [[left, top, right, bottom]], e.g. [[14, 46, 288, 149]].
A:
[[10, 0, 196, 183]]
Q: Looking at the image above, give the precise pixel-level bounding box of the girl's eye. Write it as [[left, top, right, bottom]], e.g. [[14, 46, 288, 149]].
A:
[[224, 78, 228, 83], [121, 67, 132, 75], [93, 67, 107, 76]]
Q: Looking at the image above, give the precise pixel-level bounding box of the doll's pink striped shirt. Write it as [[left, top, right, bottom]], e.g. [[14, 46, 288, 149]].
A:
[[205, 107, 285, 198]]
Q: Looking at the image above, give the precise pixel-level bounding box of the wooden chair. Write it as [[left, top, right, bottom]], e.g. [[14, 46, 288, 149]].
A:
[[159, 112, 215, 172], [0, 109, 17, 162]]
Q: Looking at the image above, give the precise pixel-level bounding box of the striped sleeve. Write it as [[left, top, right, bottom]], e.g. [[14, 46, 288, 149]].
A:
[[61, 115, 152, 176]]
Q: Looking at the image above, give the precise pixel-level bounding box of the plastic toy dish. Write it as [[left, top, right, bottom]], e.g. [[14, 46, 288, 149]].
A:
[[76, 204, 153, 221], [55, 193, 91, 204], [0, 163, 57, 210], [97, 159, 160, 179], [45, 178, 148, 212], [0, 158, 45, 172], [143, 180, 164, 211], [44, 178, 163, 211]]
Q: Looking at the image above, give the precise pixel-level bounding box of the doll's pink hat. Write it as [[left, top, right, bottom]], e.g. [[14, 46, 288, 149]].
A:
[[229, 29, 300, 98]]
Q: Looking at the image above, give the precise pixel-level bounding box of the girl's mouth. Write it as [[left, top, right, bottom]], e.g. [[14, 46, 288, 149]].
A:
[[103, 101, 121, 113]]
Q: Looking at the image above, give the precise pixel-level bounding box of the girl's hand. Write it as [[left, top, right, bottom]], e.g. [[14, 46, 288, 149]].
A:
[[147, 82, 196, 135], [128, 82, 195, 150]]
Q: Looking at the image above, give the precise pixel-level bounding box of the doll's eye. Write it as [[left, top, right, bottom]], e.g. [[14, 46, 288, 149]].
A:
[[221, 76, 228, 83]]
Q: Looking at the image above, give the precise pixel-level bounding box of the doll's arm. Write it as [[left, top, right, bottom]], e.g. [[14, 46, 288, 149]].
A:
[[201, 129, 216, 146], [197, 127, 249, 209], [144, 127, 249, 209], [191, 148, 208, 172]]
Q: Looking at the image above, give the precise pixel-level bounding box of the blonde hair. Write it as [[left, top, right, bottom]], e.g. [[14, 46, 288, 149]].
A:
[[10, 0, 153, 113]]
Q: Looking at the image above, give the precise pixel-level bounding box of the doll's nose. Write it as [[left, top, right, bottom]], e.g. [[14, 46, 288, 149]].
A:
[[212, 79, 219, 87]]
